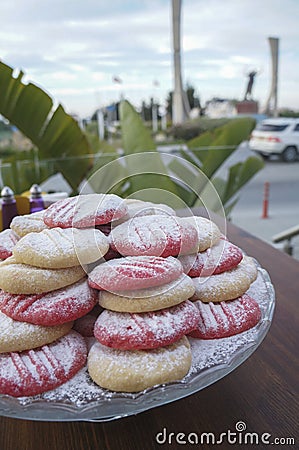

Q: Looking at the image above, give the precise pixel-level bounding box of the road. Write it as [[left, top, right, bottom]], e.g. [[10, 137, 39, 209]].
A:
[[227, 145, 299, 259]]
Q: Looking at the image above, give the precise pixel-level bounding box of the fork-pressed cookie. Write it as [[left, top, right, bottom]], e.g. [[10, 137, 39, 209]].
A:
[[12, 227, 109, 268], [0, 310, 73, 353], [109, 214, 198, 257], [10, 210, 48, 237], [191, 256, 258, 303], [0, 331, 87, 396], [0, 279, 97, 326], [0, 256, 85, 294], [94, 300, 200, 350], [181, 216, 221, 252], [43, 193, 128, 228]]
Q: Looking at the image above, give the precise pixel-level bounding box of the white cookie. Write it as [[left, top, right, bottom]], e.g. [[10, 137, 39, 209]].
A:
[[13, 227, 109, 268], [0, 311, 73, 353], [88, 336, 191, 392], [0, 256, 85, 294]]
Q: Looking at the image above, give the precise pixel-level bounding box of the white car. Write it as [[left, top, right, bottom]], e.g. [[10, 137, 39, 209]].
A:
[[249, 118, 299, 162]]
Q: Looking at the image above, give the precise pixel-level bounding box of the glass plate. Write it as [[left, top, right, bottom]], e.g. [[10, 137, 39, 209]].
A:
[[0, 263, 275, 422]]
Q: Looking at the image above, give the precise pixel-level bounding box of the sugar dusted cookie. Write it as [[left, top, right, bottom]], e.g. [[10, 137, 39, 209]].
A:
[[13, 227, 109, 268], [192, 258, 257, 303], [0, 331, 87, 397], [189, 294, 261, 339], [0, 256, 85, 294], [10, 210, 48, 238], [88, 255, 183, 292], [98, 274, 195, 313], [94, 300, 200, 350], [0, 310, 73, 353], [109, 214, 198, 257], [179, 240, 243, 277], [0, 229, 19, 260], [114, 199, 176, 225], [88, 336, 191, 392], [181, 216, 221, 252], [43, 193, 128, 228], [0, 279, 97, 326], [241, 255, 258, 283]]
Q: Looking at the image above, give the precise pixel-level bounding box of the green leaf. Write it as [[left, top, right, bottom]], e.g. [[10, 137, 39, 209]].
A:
[[119, 100, 155, 154], [220, 156, 264, 203], [0, 61, 93, 193], [119, 100, 181, 203], [187, 117, 256, 179]]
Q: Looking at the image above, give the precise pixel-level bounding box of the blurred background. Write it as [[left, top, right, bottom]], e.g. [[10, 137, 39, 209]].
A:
[[0, 0, 298, 258]]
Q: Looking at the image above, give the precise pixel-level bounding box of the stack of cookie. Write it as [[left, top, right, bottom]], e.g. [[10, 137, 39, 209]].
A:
[[87, 211, 261, 392], [0, 193, 127, 396], [87, 255, 199, 392], [178, 217, 261, 339], [0, 193, 262, 397]]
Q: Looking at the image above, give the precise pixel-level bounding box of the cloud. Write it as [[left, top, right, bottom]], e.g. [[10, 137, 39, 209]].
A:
[[0, 0, 298, 116]]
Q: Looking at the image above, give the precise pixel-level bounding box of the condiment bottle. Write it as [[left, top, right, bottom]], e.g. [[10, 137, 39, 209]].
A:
[[29, 184, 44, 213], [1, 186, 18, 229]]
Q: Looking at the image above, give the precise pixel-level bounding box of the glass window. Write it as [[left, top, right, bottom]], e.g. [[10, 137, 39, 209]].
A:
[[256, 123, 289, 132]]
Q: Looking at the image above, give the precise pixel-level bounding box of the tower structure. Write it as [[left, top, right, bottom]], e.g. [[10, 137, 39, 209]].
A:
[[171, 0, 190, 124], [264, 37, 279, 117]]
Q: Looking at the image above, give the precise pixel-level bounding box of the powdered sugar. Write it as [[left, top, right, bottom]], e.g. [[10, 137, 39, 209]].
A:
[[0, 229, 19, 259], [190, 295, 261, 339], [181, 216, 221, 251], [88, 255, 183, 292], [44, 194, 128, 229], [0, 279, 97, 326], [10, 210, 48, 237], [0, 331, 87, 397], [94, 301, 200, 349], [110, 215, 198, 257], [13, 227, 109, 268], [179, 240, 243, 277], [0, 311, 73, 353], [192, 259, 254, 302]]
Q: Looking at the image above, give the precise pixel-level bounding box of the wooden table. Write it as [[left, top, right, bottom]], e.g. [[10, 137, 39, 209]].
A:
[[1, 220, 298, 450]]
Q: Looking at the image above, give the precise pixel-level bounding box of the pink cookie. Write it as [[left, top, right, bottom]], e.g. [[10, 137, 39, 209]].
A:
[[189, 294, 261, 339], [88, 255, 183, 291], [0, 229, 19, 260], [179, 240, 243, 277], [43, 193, 128, 228], [0, 279, 97, 326], [109, 214, 198, 257], [94, 300, 200, 350], [0, 330, 87, 397]]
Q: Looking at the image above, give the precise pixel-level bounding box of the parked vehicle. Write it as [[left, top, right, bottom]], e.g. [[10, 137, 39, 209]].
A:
[[249, 118, 299, 162]]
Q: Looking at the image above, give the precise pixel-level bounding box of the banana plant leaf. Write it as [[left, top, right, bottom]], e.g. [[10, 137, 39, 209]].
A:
[[168, 117, 263, 210], [0, 61, 93, 193], [187, 117, 256, 179], [118, 100, 181, 205], [197, 155, 264, 215]]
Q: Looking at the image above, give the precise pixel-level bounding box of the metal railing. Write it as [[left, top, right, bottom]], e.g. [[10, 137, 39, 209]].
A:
[[272, 225, 299, 256]]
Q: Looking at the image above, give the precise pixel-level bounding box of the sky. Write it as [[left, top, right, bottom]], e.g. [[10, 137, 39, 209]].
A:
[[1, 0, 299, 118]]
